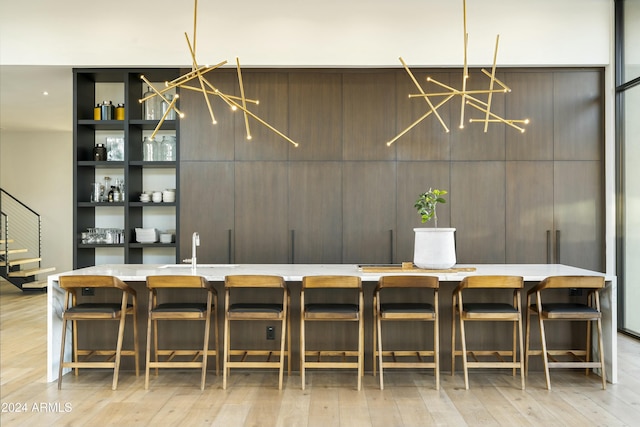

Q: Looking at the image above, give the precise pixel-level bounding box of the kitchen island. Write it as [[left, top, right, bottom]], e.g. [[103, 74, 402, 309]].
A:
[[47, 263, 617, 384]]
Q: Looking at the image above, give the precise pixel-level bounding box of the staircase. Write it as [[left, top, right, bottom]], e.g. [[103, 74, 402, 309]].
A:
[[1, 189, 55, 291]]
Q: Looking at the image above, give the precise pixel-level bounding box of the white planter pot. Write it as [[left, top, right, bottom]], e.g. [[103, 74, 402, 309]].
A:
[[413, 227, 457, 269]]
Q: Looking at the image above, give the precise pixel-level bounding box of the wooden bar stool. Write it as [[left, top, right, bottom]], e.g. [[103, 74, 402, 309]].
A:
[[145, 275, 218, 390], [373, 275, 439, 390], [223, 275, 290, 390], [451, 275, 525, 390], [58, 275, 139, 390], [300, 275, 363, 390], [525, 275, 606, 390]]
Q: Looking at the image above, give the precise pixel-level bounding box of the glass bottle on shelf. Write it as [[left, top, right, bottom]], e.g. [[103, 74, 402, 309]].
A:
[[143, 137, 154, 161], [162, 136, 176, 161], [102, 176, 111, 202], [142, 85, 161, 120], [162, 94, 177, 120], [153, 136, 164, 161]]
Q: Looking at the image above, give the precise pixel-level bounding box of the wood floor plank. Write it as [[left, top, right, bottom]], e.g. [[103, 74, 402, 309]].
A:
[[1, 280, 640, 427]]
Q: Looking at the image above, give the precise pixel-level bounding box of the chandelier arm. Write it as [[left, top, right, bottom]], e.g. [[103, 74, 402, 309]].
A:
[[399, 57, 449, 132], [480, 69, 511, 92], [149, 95, 179, 140], [483, 35, 500, 132], [183, 33, 217, 124], [166, 61, 227, 89], [387, 93, 455, 146], [140, 75, 184, 117], [236, 57, 252, 140], [217, 92, 298, 147], [467, 100, 525, 132]]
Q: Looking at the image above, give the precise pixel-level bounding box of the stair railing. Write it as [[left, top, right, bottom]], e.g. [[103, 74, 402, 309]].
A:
[[0, 188, 42, 276]]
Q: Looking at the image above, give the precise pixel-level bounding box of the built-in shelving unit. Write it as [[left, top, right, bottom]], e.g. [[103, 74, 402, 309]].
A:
[[73, 68, 181, 268]]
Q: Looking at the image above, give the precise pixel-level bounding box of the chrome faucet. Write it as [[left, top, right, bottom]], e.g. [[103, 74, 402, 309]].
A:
[[183, 232, 200, 269]]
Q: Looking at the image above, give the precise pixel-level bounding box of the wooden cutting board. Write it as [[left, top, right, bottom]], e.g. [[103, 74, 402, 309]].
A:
[[359, 263, 476, 273]]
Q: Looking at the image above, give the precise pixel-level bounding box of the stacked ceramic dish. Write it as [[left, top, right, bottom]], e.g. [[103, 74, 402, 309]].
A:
[[135, 228, 158, 243], [162, 189, 176, 203], [139, 192, 151, 203]]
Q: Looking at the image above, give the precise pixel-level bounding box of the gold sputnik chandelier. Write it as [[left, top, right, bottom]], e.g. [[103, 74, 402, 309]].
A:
[[139, 0, 299, 147], [387, 0, 529, 146]]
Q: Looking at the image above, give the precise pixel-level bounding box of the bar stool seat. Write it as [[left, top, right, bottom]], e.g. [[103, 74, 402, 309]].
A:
[[58, 275, 139, 390], [525, 275, 606, 390], [373, 275, 439, 390], [145, 275, 218, 390], [223, 275, 290, 390], [301, 275, 364, 391], [451, 275, 525, 390]]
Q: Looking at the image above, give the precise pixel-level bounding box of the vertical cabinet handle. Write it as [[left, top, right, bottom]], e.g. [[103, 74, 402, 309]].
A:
[[546, 230, 551, 264], [555, 230, 560, 264], [389, 229, 394, 264], [228, 229, 234, 264], [290, 230, 295, 264]]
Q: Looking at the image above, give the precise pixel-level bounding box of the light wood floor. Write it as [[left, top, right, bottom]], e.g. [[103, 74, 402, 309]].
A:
[[2, 280, 640, 427]]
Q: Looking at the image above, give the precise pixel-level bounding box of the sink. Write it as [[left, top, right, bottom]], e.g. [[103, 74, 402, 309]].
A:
[[158, 264, 238, 269]]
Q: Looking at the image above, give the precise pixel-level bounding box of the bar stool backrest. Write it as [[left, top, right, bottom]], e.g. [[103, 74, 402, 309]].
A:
[[459, 275, 524, 289], [146, 275, 210, 289]]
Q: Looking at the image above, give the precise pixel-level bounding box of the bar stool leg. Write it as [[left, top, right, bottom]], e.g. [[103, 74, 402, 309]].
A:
[[112, 312, 127, 390], [58, 318, 68, 390], [145, 310, 153, 390], [459, 311, 469, 390], [377, 309, 384, 390]]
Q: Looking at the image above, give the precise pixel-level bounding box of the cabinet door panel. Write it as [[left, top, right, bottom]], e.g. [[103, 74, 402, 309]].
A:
[[234, 162, 288, 263], [450, 71, 506, 161], [506, 161, 554, 263], [343, 73, 397, 161], [451, 162, 506, 263], [553, 70, 603, 161], [395, 71, 451, 161], [396, 161, 451, 263], [288, 72, 343, 161], [235, 72, 289, 161], [554, 161, 603, 271], [288, 162, 342, 263], [343, 162, 396, 264], [505, 72, 554, 160], [179, 161, 234, 263], [179, 72, 237, 161]]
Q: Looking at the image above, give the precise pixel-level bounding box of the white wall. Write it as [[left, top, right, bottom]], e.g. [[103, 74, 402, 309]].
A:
[[0, 130, 73, 275], [0, 0, 612, 67]]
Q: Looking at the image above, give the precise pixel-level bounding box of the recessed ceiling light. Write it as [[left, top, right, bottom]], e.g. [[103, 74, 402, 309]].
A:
[[43, 91, 49, 96]]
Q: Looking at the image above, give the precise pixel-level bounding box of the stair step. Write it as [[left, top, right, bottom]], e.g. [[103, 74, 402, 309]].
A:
[[3, 248, 29, 255], [1, 257, 42, 267], [8, 266, 56, 278], [21, 280, 48, 290]]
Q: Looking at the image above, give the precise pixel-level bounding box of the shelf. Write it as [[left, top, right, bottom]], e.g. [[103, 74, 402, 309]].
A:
[[77, 202, 126, 207], [130, 120, 177, 130], [78, 119, 125, 130], [129, 243, 176, 248], [78, 161, 126, 168], [78, 244, 125, 248], [129, 202, 177, 207], [73, 68, 181, 269], [129, 161, 176, 168]]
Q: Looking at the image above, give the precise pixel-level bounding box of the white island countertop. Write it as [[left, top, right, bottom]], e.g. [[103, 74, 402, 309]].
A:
[[47, 263, 615, 283], [47, 263, 617, 384]]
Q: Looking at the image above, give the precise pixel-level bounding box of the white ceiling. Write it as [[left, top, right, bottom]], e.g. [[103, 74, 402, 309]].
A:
[[0, 0, 612, 133]]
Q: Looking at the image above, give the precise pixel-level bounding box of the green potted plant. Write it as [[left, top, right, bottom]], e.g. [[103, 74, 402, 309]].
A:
[[415, 188, 447, 228], [413, 188, 457, 269]]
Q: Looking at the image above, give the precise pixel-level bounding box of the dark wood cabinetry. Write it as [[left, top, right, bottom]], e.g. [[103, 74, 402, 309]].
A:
[[73, 69, 181, 268], [74, 67, 604, 271]]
